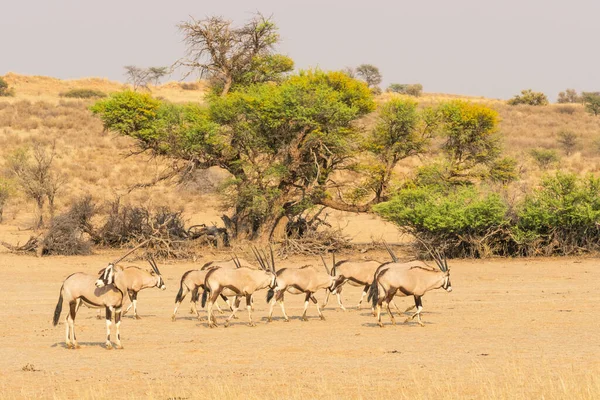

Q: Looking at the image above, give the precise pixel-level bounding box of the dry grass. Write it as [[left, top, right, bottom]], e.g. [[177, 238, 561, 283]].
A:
[[3, 366, 598, 399], [0, 253, 598, 400]]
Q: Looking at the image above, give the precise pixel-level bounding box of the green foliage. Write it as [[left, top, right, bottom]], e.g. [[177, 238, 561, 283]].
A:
[[557, 89, 580, 104], [92, 70, 374, 239], [516, 172, 600, 255], [373, 185, 509, 257], [582, 92, 600, 116], [507, 89, 549, 106], [362, 98, 436, 199], [387, 83, 423, 97], [530, 148, 559, 169], [556, 130, 578, 155], [90, 91, 162, 141], [60, 89, 107, 99], [488, 157, 519, 184], [0, 76, 15, 97], [437, 100, 501, 182]]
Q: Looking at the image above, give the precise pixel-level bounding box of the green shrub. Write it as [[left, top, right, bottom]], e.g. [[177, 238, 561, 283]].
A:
[[516, 172, 600, 255], [582, 92, 600, 116], [557, 89, 580, 104], [556, 130, 578, 155], [508, 89, 549, 106], [387, 83, 423, 97], [0, 77, 15, 97], [60, 88, 107, 99], [180, 82, 200, 90], [373, 185, 510, 257], [530, 148, 559, 169], [489, 157, 519, 184]]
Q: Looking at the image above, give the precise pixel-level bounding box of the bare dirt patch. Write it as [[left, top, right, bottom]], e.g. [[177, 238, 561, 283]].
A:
[[0, 251, 598, 399]]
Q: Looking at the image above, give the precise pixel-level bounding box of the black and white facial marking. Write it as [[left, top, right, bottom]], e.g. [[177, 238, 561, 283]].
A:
[[96, 264, 115, 288], [442, 273, 452, 292], [269, 272, 277, 289], [157, 275, 166, 290]]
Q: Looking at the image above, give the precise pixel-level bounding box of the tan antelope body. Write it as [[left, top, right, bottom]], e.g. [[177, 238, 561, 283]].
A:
[[52, 241, 152, 349], [202, 264, 276, 327], [268, 263, 335, 322], [78, 260, 166, 320], [171, 258, 253, 321], [369, 255, 452, 327], [323, 259, 386, 311], [53, 267, 127, 349]]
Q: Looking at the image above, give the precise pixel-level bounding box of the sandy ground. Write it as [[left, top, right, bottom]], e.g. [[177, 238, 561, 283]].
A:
[[0, 251, 599, 399]]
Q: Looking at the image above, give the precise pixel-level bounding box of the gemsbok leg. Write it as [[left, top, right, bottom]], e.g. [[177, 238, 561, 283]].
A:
[[357, 284, 369, 309], [224, 297, 242, 327], [245, 294, 255, 327], [404, 296, 424, 327], [301, 292, 311, 321]]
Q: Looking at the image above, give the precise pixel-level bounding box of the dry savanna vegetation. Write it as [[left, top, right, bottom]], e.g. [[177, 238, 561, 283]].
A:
[[1, 71, 599, 399]]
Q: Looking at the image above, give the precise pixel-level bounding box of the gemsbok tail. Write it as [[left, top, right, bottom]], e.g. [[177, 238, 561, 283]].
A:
[[53, 286, 64, 326], [175, 285, 185, 304], [201, 289, 209, 308], [368, 279, 379, 309]]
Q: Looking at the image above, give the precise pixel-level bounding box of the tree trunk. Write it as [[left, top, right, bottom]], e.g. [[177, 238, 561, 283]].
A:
[[220, 75, 233, 97], [35, 197, 44, 229]]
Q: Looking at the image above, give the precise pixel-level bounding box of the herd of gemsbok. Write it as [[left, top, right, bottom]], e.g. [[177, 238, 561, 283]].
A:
[[52, 242, 452, 349]]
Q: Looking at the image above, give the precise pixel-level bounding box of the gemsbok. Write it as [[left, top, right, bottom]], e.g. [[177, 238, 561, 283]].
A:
[[201, 249, 276, 327], [369, 251, 452, 327], [171, 257, 252, 321], [76, 257, 166, 320], [267, 256, 336, 322], [52, 242, 147, 349], [322, 254, 385, 311]]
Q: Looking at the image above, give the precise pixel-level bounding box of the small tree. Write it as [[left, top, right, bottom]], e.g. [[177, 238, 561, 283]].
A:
[[582, 92, 600, 116], [355, 64, 382, 90], [6, 142, 64, 228], [362, 98, 437, 201], [148, 67, 169, 85], [557, 130, 578, 155], [438, 100, 501, 183], [176, 13, 292, 96], [0, 177, 14, 223], [508, 89, 549, 106], [124, 66, 151, 91], [387, 83, 423, 97], [530, 148, 559, 169], [557, 89, 580, 104], [489, 157, 519, 184], [0, 76, 15, 97]]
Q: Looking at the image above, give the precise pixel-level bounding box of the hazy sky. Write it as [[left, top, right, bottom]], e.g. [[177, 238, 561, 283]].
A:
[[2, 0, 599, 100]]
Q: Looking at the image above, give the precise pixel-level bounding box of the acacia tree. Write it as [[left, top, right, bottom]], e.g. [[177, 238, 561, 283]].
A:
[[148, 67, 169, 85], [355, 64, 382, 89], [582, 92, 600, 116], [360, 98, 438, 203], [124, 66, 151, 91], [92, 70, 375, 239], [437, 101, 501, 183], [176, 13, 293, 96]]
